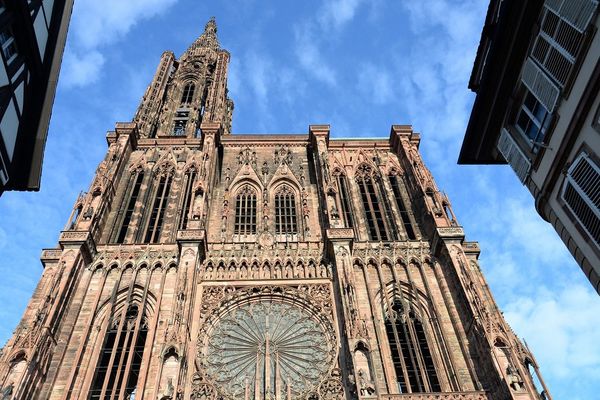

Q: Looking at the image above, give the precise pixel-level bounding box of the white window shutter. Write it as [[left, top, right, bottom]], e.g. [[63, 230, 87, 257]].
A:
[[521, 58, 560, 112], [562, 153, 600, 246], [545, 0, 598, 32], [497, 128, 531, 183]]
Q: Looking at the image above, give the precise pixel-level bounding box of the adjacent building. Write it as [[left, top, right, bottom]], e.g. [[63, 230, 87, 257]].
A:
[[459, 0, 600, 294], [0, 0, 74, 195], [0, 19, 552, 400]]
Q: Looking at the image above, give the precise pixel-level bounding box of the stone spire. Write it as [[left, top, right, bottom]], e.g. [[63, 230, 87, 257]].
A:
[[186, 17, 220, 54]]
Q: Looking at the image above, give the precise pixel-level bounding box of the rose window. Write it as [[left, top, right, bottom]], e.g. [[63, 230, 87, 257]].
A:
[[202, 298, 334, 399]]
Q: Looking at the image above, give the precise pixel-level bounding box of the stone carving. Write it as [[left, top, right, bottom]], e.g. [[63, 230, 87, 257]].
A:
[[506, 364, 524, 392], [358, 369, 376, 397], [197, 285, 337, 400]]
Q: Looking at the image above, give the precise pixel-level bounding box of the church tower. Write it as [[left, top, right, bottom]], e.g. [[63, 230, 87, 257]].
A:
[[0, 19, 552, 400]]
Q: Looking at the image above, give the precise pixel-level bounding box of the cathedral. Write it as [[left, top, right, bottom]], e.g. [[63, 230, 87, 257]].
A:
[[0, 18, 552, 400]]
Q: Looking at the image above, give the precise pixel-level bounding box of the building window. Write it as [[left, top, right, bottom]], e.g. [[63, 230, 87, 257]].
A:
[[389, 174, 416, 240], [181, 82, 195, 105], [356, 164, 389, 241], [173, 110, 189, 136], [385, 300, 440, 393], [0, 29, 17, 64], [89, 304, 148, 400], [116, 171, 144, 243], [144, 174, 172, 243], [532, 1, 598, 88], [275, 185, 297, 235], [179, 169, 196, 230], [515, 90, 551, 148], [234, 184, 257, 235], [336, 174, 354, 228], [562, 152, 600, 247]]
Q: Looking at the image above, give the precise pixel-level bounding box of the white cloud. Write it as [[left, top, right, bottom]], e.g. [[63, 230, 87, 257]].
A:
[[357, 63, 393, 104], [61, 49, 105, 89], [504, 285, 600, 381], [62, 0, 178, 88], [319, 0, 365, 30], [70, 0, 179, 50], [293, 23, 337, 86]]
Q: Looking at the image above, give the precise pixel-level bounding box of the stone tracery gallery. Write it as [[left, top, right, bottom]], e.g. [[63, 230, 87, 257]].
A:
[[0, 18, 552, 400]]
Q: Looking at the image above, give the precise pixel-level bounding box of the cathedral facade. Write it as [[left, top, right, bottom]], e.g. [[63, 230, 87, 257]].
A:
[[0, 19, 552, 400]]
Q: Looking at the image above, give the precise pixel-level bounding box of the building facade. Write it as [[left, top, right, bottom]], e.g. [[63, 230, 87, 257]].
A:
[[459, 0, 600, 293], [0, 0, 74, 195], [1, 19, 551, 400]]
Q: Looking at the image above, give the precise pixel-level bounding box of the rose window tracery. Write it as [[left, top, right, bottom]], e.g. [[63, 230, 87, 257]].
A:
[[201, 298, 335, 399]]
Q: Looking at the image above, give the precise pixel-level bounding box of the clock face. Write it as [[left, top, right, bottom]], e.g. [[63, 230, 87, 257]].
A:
[[202, 298, 334, 399]]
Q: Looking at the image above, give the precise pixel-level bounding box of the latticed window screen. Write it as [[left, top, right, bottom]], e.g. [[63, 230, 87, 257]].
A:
[[356, 165, 389, 241], [336, 174, 354, 228], [179, 170, 197, 230], [234, 185, 257, 235], [275, 185, 297, 235], [385, 300, 440, 394], [562, 152, 600, 246], [116, 171, 144, 243], [144, 174, 172, 243], [389, 175, 416, 240], [181, 82, 195, 105], [89, 305, 148, 400]]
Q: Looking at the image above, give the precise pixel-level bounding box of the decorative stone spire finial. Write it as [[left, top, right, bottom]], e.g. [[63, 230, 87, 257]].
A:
[[186, 16, 220, 54]]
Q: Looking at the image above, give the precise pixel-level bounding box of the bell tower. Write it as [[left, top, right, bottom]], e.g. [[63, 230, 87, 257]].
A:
[[134, 17, 234, 138]]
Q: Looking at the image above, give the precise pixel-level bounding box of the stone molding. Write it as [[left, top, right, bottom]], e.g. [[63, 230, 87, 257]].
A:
[[326, 228, 355, 241], [380, 392, 488, 399], [40, 248, 62, 262]]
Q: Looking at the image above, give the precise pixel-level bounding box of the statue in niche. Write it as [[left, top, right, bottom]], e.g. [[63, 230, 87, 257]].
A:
[[321, 151, 330, 183], [160, 378, 175, 399], [506, 364, 524, 391], [358, 369, 376, 396]]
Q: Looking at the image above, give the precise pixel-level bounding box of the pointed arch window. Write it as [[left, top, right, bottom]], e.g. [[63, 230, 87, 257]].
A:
[[389, 174, 416, 240], [144, 172, 172, 243], [179, 169, 197, 230], [385, 300, 440, 393], [234, 185, 257, 235], [180, 82, 195, 105], [335, 173, 354, 228], [89, 304, 149, 400], [275, 185, 297, 235], [115, 171, 144, 243], [356, 165, 390, 241]]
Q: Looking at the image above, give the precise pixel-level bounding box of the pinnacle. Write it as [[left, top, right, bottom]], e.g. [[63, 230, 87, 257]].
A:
[[186, 16, 220, 54]]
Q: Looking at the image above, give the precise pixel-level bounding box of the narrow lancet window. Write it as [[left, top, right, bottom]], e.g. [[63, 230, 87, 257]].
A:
[[117, 171, 144, 243], [179, 170, 196, 230], [144, 174, 172, 243], [336, 174, 354, 228], [356, 165, 389, 241], [389, 174, 416, 240], [275, 185, 297, 235], [89, 304, 149, 400], [234, 185, 257, 235], [385, 300, 440, 393], [181, 82, 195, 105]]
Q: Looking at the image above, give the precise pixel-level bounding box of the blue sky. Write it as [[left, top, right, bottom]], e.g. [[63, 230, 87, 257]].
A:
[[1, 0, 599, 398]]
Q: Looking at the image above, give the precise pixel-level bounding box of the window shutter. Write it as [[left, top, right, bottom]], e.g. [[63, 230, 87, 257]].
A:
[[545, 0, 598, 32], [521, 58, 560, 112], [497, 128, 531, 183], [562, 153, 600, 246]]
